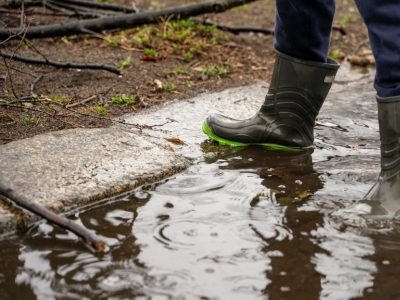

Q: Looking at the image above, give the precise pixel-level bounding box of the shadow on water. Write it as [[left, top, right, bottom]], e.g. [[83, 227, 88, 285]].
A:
[[2, 146, 400, 299]]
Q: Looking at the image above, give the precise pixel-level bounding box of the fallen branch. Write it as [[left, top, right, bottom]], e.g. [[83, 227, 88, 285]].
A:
[[65, 94, 96, 108], [1, 52, 121, 75], [0, 183, 105, 252], [0, 0, 259, 39]]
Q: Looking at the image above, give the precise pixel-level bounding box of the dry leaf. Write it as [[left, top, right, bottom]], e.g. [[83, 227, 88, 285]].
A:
[[192, 66, 203, 72], [355, 50, 373, 57], [165, 145, 175, 152], [251, 66, 267, 70], [165, 137, 185, 145], [347, 54, 375, 66], [154, 79, 163, 89], [141, 55, 156, 61], [298, 190, 310, 199], [347, 143, 358, 151]]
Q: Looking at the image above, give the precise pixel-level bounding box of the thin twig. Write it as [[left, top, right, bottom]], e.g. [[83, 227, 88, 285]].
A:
[[20, 0, 26, 28], [62, 0, 138, 13], [0, 60, 37, 77], [65, 95, 96, 108], [46, 0, 109, 18], [1, 103, 80, 128], [1, 52, 121, 75], [0, 183, 105, 252], [43, 1, 75, 16], [29, 74, 43, 98], [0, 51, 19, 99], [0, 112, 16, 126]]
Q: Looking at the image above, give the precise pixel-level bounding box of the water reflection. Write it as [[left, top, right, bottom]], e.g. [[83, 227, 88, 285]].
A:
[[3, 147, 400, 299], [130, 147, 322, 299], [312, 217, 376, 300]]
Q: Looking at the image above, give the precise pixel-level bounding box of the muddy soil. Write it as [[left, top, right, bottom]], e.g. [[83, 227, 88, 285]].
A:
[[0, 0, 370, 144]]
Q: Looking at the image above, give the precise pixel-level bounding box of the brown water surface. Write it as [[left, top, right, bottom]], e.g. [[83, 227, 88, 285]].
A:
[[1, 144, 400, 300]]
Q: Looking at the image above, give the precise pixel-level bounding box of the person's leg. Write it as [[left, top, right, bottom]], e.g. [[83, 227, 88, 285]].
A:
[[355, 1, 400, 98], [203, 0, 338, 150], [355, 0, 400, 204], [275, 0, 335, 63]]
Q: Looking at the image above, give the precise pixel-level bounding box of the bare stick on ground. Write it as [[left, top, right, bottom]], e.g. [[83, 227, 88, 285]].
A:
[[1, 52, 121, 75], [0, 183, 105, 252], [29, 74, 43, 98]]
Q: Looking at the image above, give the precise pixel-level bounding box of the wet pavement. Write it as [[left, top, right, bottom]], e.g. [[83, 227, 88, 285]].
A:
[[2, 63, 399, 299]]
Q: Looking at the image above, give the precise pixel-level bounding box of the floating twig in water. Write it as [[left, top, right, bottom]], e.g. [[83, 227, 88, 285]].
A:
[[0, 183, 105, 252]]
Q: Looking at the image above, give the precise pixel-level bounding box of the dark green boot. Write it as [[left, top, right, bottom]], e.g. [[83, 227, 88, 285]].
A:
[[202, 51, 340, 150], [363, 95, 400, 218]]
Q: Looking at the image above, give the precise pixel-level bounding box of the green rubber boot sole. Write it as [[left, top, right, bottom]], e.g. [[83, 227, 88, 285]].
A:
[[202, 122, 301, 152]]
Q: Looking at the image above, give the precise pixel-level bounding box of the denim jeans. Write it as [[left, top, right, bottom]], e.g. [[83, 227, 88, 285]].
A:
[[274, 0, 400, 97]]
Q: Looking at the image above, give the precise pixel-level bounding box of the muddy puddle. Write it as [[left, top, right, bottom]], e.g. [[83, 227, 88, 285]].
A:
[[2, 64, 400, 299], [1, 144, 400, 300]]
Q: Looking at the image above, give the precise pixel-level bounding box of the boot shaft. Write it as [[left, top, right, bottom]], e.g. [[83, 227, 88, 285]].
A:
[[261, 51, 339, 144], [268, 51, 339, 103], [377, 95, 400, 178]]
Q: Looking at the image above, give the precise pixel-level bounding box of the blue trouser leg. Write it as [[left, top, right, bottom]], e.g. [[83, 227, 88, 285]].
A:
[[274, 0, 335, 63], [355, 0, 400, 97]]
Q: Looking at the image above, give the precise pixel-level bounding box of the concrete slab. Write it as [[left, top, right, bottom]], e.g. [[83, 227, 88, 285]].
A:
[[0, 128, 189, 234]]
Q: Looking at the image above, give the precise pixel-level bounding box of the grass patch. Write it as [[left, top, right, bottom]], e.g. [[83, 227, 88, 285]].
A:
[[337, 14, 356, 25], [104, 36, 119, 47], [51, 95, 71, 104], [104, 18, 223, 64], [150, 0, 165, 9], [163, 82, 176, 92], [23, 116, 43, 124], [328, 49, 341, 59], [164, 66, 187, 75], [94, 103, 107, 115], [116, 56, 131, 69], [111, 94, 137, 106], [202, 64, 229, 77], [144, 48, 156, 56]]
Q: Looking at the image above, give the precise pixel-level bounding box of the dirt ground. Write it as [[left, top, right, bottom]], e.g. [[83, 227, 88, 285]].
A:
[[0, 0, 371, 145]]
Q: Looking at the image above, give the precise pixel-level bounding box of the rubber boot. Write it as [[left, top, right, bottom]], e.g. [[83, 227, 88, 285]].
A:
[[363, 95, 400, 219], [202, 51, 340, 150]]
